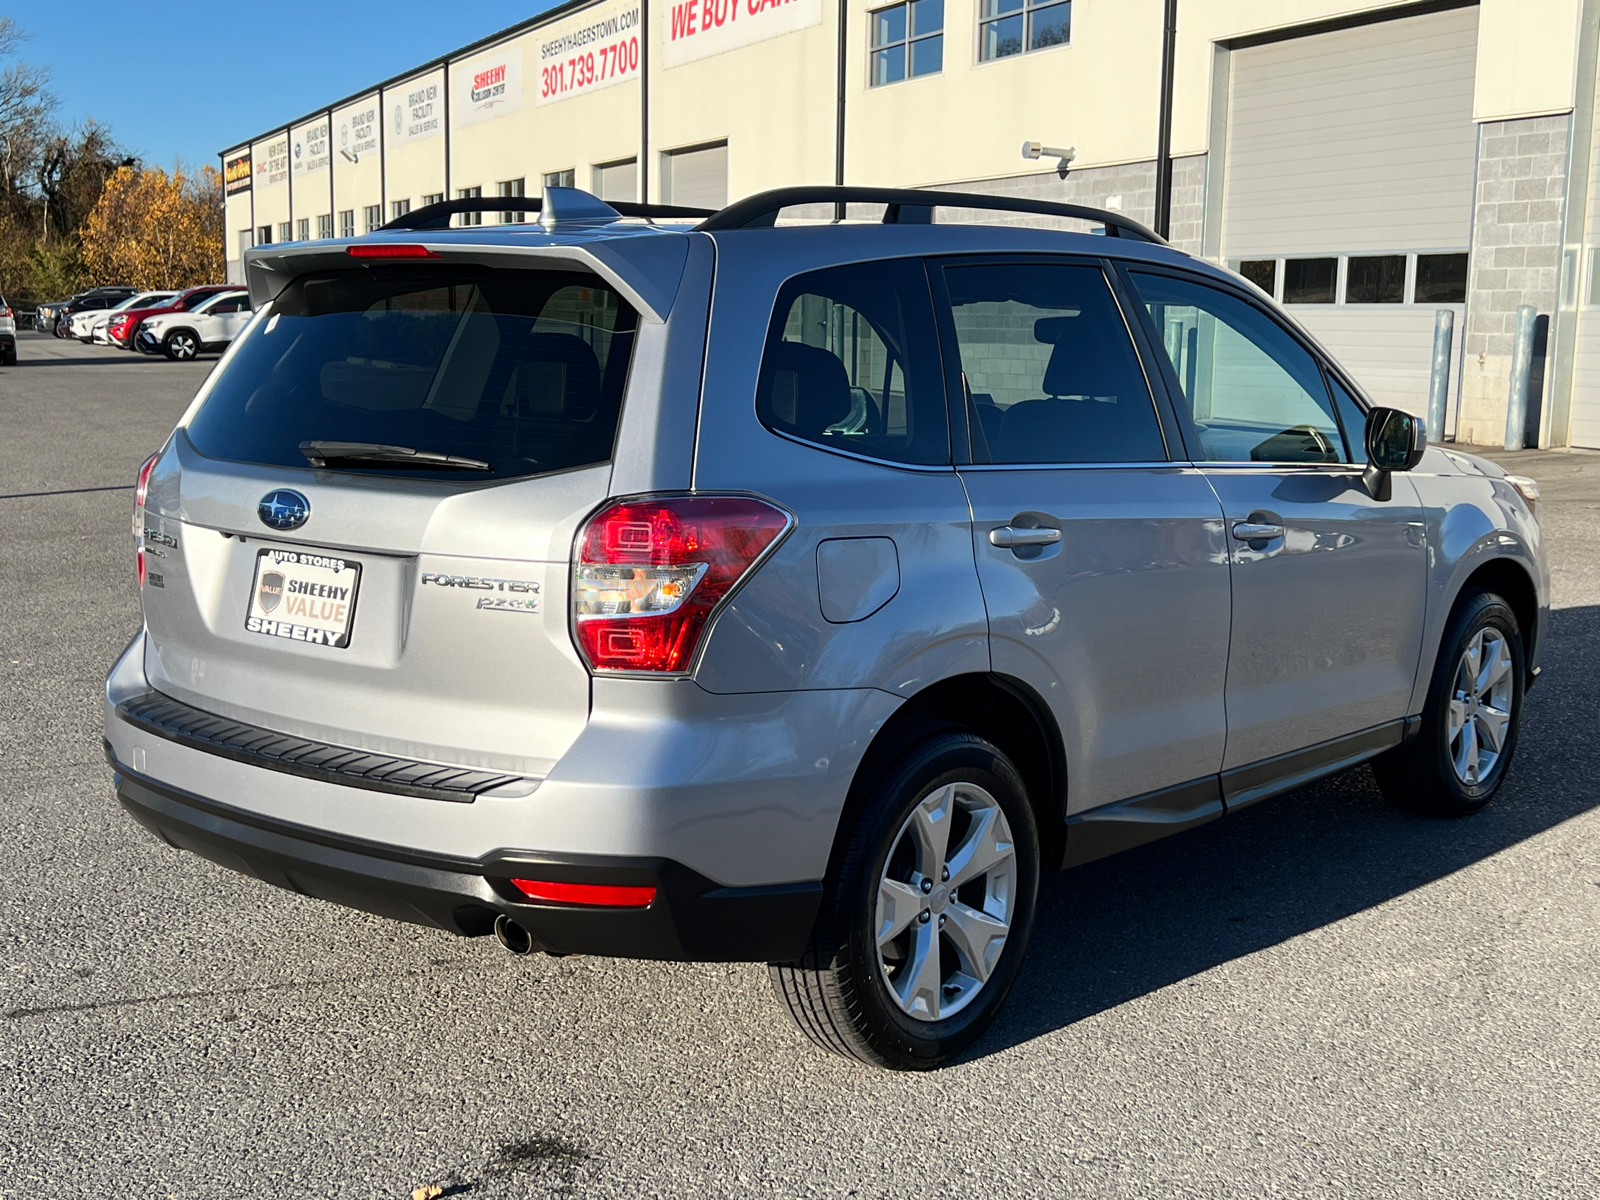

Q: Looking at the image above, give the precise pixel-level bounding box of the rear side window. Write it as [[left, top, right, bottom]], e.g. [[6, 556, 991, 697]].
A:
[[942, 261, 1167, 464], [186, 269, 638, 482], [755, 259, 949, 466]]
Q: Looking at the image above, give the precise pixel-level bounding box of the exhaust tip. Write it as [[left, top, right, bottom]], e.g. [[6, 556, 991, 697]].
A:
[[494, 914, 539, 956]]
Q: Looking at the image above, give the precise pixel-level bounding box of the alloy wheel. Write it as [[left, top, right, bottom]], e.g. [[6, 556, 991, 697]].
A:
[[1447, 627, 1514, 786], [170, 334, 196, 360], [874, 781, 1017, 1022]]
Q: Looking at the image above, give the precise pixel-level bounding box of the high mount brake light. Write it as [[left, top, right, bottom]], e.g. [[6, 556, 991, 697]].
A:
[[573, 496, 790, 673], [510, 879, 657, 908], [346, 243, 439, 259], [134, 452, 158, 587]]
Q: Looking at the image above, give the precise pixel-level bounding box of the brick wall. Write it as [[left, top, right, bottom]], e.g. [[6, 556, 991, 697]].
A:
[[1457, 114, 1571, 446], [940, 154, 1207, 248]]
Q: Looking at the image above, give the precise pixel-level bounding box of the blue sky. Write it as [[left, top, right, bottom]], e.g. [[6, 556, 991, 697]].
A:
[[14, 3, 558, 170]]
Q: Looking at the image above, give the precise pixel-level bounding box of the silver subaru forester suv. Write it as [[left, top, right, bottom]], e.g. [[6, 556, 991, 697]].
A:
[[106, 186, 1548, 1070]]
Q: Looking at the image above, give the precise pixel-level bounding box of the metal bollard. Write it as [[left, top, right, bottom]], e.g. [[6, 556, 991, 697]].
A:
[[1504, 304, 1537, 450], [1427, 309, 1454, 441]]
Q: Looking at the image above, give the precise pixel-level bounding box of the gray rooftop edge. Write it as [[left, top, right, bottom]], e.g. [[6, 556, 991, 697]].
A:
[[218, 0, 606, 159]]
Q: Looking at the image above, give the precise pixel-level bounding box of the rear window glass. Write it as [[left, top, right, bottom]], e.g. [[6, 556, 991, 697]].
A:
[[186, 268, 637, 481]]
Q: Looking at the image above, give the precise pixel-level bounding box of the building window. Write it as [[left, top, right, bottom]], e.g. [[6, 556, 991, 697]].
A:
[[1238, 260, 1277, 297], [391, 199, 411, 221], [1345, 255, 1406, 304], [363, 205, 382, 233], [1282, 257, 1337, 304], [256, 225, 271, 246], [1412, 253, 1468, 305], [593, 159, 637, 203], [871, 0, 943, 85], [339, 209, 355, 239], [422, 192, 443, 208], [544, 168, 576, 189], [296, 217, 310, 241], [277, 221, 292, 244], [317, 213, 334, 240], [457, 186, 482, 226], [497, 178, 525, 223], [979, 0, 1069, 62]]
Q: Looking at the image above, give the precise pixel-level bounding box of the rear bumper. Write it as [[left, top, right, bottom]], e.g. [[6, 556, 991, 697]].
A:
[[111, 753, 821, 961]]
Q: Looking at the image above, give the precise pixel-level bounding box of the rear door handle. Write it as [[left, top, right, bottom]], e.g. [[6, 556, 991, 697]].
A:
[[989, 526, 1062, 548], [1231, 521, 1285, 541]]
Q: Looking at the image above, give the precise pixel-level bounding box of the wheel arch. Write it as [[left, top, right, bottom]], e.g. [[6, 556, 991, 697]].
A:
[[824, 672, 1067, 887], [1459, 556, 1540, 673]]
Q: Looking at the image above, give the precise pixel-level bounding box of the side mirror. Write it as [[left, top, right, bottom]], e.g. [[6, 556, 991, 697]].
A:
[[1363, 407, 1426, 500]]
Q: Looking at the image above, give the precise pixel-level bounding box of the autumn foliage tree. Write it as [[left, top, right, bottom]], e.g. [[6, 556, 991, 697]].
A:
[[80, 164, 222, 290]]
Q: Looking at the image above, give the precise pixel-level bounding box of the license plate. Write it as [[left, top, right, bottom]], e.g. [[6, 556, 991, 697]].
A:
[[245, 547, 362, 649]]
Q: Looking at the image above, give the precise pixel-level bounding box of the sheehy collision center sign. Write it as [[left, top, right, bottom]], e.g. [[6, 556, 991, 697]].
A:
[[454, 46, 525, 125], [664, 0, 823, 68], [538, 1, 641, 105]]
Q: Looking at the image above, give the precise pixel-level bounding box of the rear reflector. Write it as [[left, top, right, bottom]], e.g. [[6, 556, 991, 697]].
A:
[[510, 879, 657, 908], [346, 243, 439, 259]]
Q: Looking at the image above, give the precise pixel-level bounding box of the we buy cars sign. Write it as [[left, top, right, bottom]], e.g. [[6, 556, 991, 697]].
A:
[[663, 0, 823, 67]]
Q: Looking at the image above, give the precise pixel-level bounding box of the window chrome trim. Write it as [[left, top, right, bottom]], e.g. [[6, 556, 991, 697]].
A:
[[763, 425, 957, 473]]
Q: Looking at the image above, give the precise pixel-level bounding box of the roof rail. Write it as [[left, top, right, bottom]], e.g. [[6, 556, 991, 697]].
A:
[[380, 195, 716, 231], [694, 186, 1166, 244]]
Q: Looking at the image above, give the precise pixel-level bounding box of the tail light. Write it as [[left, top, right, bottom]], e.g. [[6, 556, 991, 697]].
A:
[[0, 306, 11, 318], [510, 879, 656, 907], [573, 495, 790, 673], [133, 452, 159, 587]]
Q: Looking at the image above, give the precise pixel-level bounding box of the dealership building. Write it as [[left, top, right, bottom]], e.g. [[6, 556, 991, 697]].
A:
[[221, 0, 1600, 449]]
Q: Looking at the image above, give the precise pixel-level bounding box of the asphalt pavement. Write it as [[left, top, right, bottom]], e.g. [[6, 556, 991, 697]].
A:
[[3, 328, 1598, 1198]]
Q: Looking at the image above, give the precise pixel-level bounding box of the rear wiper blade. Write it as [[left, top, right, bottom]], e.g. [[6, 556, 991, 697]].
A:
[[299, 440, 490, 471]]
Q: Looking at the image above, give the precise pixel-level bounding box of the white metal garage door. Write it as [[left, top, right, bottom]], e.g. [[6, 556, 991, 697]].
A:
[[661, 142, 728, 210], [1222, 7, 1479, 427]]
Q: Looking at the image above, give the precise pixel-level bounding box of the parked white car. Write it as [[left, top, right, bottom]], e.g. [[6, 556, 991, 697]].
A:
[[135, 290, 252, 360], [90, 292, 175, 345], [0, 294, 15, 365], [72, 292, 175, 343]]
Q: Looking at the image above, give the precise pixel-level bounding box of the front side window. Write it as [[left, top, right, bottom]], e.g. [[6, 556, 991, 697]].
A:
[[187, 269, 638, 482], [943, 262, 1166, 464], [871, 0, 943, 85], [980, 0, 1069, 61], [1131, 271, 1347, 465], [755, 259, 948, 466]]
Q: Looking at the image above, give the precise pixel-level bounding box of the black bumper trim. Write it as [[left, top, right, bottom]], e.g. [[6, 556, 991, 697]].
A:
[[116, 691, 532, 803], [110, 756, 822, 963]]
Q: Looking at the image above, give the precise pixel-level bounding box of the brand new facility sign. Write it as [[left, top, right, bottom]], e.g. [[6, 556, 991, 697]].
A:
[[663, 0, 822, 68], [389, 74, 444, 145]]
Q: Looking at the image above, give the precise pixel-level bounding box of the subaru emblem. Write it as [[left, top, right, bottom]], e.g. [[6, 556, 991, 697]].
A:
[[258, 489, 311, 532]]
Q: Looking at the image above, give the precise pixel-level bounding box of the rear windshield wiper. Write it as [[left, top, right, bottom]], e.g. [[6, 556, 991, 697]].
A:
[[299, 440, 491, 471]]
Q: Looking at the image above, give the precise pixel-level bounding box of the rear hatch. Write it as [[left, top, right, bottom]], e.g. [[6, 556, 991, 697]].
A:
[[138, 258, 644, 778]]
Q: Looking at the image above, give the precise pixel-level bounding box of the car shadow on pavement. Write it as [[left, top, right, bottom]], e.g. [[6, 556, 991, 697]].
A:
[[979, 603, 1600, 1058]]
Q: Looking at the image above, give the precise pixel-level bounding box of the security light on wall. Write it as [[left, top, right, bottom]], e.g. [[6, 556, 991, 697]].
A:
[[340, 149, 359, 164], [1022, 142, 1076, 179]]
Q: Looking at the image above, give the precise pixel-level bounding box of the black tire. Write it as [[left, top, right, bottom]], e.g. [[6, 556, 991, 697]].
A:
[[164, 330, 199, 361], [1373, 589, 1525, 817], [770, 731, 1041, 1070]]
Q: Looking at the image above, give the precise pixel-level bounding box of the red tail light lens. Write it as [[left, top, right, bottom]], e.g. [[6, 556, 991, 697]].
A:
[[510, 879, 657, 907], [134, 452, 159, 587], [573, 496, 790, 673], [346, 243, 439, 259]]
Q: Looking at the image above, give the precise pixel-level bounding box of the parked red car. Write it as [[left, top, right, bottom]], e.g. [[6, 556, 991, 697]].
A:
[[109, 285, 238, 350]]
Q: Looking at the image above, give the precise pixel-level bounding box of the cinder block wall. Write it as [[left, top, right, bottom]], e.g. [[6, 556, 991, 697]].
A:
[[1457, 114, 1571, 446]]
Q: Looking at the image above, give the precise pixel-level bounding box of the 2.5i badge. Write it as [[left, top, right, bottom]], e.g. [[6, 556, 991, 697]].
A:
[[245, 548, 362, 648]]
